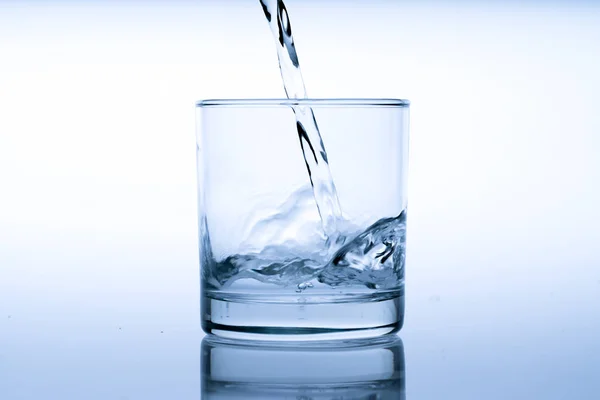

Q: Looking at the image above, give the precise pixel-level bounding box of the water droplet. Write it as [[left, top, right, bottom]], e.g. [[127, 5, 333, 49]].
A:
[[296, 282, 313, 292]]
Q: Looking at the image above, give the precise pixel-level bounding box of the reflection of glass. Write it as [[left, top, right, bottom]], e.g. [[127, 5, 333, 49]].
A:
[[201, 334, 406, 399]]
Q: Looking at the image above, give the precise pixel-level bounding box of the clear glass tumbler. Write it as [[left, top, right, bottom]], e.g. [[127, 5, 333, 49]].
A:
[[196, 99, 410, 340]]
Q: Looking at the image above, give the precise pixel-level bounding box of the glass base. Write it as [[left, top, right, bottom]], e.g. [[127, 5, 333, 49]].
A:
[[202, 291, 404, 341]]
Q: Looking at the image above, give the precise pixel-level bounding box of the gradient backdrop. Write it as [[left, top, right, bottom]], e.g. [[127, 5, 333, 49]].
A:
[[1, 0, 599, 399]]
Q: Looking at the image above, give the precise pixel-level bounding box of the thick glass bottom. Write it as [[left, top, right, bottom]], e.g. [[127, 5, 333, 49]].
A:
[[202, 291, 404, 341]]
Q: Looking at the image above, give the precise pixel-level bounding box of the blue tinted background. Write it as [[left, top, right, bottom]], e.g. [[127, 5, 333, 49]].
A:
[[0, 0, 599, 399]]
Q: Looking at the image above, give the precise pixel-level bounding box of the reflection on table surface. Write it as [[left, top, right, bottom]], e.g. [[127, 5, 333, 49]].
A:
[[201, 334, 406, 399]]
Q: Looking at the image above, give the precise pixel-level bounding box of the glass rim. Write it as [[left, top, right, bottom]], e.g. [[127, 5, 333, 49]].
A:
[[197, 98, 410, 107]]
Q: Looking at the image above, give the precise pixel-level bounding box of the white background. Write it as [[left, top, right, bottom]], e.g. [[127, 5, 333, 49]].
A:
[[1, 1, 599, 399]]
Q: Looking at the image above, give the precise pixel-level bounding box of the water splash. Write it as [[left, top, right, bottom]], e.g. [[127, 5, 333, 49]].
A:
[[208, 190, 406, 291]]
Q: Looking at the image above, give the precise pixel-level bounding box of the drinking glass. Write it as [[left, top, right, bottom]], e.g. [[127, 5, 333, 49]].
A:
[[196, 98, 410, 340]]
